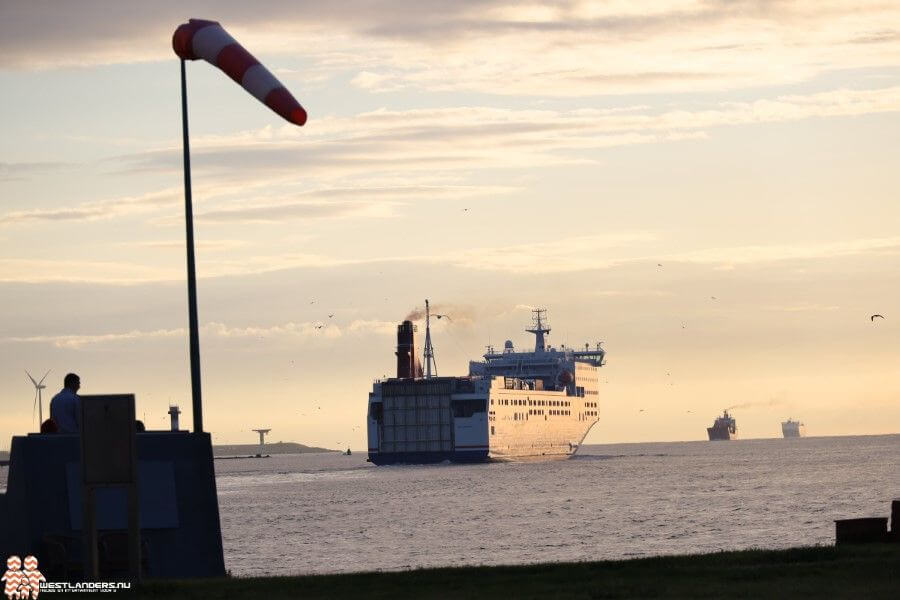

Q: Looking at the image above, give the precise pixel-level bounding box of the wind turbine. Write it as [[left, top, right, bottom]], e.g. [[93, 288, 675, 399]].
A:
[[26, 369, 51, 426]]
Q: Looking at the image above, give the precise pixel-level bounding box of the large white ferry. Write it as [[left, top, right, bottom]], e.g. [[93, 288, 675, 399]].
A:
[[367, 305, 605, 464]]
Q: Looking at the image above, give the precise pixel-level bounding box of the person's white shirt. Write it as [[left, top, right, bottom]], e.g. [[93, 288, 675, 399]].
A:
[[50, 387, 80, 433]]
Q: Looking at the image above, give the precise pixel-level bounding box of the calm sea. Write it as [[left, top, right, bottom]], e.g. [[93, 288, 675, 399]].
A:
[[214, 435, 899, 576], [2, 435, 897, 576]]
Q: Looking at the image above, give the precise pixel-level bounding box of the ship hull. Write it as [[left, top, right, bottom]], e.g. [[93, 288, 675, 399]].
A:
[[707, 426, 735, 441], [368, 449, 489, 465], [367, 375, 599, 465], [781, 419, 805, 438]]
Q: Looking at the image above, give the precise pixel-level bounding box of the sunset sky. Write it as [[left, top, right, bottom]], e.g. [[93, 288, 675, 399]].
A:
[[2, 1, 898, 448]]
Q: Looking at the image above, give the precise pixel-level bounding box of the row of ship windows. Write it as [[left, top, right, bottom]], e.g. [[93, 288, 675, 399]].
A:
[[488, 409, 572, 422], [575, 388, 600, 397], [585, 401, 597, 408], [492, 398, 571, 407], [489, 410, 596, 428]]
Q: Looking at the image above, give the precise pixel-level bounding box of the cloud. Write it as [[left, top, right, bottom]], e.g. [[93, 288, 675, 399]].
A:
[[443, 233, 655, 273], [114, 86, 900, 182], [0, 188, 181, 226], [4, 1, 900, 96], [438, 233, 900, 274], [0, 161, 73, 182], [0, 259, 181, 284], [351, 70, 406, 92], [196, 199, 398, 224], [664, 236, 900, 267], [762, 303, 841, 312], [4, 84, 894, 234], [4, 231, 899, 284], [4, 319, 398, 348], [190, 184, 512, 224], [5, 328, 184, 349], [121, 239, 250, 251], [848, 30, 900, 45], [592, 290, 674, 298]]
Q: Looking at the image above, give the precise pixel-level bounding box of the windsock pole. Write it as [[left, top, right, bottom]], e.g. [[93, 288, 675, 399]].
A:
[[180, 58, 204, 433], [172, 18, 308, 434]]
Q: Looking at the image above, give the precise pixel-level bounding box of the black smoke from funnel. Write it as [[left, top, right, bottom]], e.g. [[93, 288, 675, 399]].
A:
[[404, 303, 476, 326], [727, 398, 784, 411]]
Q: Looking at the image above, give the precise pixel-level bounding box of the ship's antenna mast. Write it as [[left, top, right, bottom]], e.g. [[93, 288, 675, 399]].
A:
[[424, 299, 437, 378], [526, 308, 551, 352]]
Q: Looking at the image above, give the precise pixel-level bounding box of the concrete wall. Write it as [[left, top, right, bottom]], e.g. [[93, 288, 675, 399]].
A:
[[0, 431, 225, 578]]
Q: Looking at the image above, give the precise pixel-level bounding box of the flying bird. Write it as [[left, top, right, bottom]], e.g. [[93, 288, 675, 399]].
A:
[[328, 314, 334, 318], [710, 296, 717, 300], [870, 314, 884, 321], [315, 324, 325, 330]]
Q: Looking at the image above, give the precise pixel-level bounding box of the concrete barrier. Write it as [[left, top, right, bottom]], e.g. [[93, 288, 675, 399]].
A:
[[835, 517, 888, 544]]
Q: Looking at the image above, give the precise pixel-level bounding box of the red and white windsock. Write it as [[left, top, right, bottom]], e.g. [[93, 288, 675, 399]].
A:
[[173, 19, 307, 126]]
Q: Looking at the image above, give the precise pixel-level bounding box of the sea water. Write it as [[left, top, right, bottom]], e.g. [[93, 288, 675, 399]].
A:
[[213, 434, 899, 576], [2, 435, 896, 576]]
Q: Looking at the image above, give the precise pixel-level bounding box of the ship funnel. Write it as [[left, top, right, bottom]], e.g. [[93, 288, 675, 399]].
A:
[[396, 320, 417, 378]]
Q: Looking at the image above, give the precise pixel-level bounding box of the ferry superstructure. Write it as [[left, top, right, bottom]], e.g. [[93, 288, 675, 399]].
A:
[[707, 410, 737, 440], [781, 418, 805, 438], [367, 306, 605, 464]]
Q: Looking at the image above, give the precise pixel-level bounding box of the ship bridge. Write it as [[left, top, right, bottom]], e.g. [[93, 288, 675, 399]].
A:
[[469, 309, 605, 392]]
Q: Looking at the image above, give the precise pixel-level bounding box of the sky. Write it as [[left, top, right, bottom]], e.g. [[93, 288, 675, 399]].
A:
[[1, 0, 899, 449]]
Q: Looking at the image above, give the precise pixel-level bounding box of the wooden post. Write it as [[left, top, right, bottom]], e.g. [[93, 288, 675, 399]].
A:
[[80, 395, 141, 581], [82, 486, 98, 580]]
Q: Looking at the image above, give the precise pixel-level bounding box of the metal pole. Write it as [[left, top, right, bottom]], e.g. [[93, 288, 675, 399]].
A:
[[424, 299, 432, 379], [181, 59, 203, 433]]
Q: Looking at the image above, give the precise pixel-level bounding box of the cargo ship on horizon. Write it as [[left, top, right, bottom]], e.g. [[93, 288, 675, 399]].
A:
[[367, 304, 605, 464], [707, 410, 737, 440], [781, 418, 805, 438]]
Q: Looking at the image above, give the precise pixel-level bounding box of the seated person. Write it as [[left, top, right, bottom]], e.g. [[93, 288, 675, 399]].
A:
[[50, 373, 81, 433]]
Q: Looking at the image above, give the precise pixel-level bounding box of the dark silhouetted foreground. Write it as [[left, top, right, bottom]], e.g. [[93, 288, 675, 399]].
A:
[[132, 544, 898, 599]]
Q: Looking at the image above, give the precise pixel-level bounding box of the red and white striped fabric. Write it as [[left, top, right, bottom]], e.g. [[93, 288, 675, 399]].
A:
[[172, 19, 307, 126]]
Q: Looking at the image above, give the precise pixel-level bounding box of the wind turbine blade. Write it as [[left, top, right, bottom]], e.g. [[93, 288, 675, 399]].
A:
[[38, 369, 52, 385], [25, 370, 38, 387]]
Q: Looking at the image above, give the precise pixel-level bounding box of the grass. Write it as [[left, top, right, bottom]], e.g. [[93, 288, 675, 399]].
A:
[[131, 544, 898, 599]]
